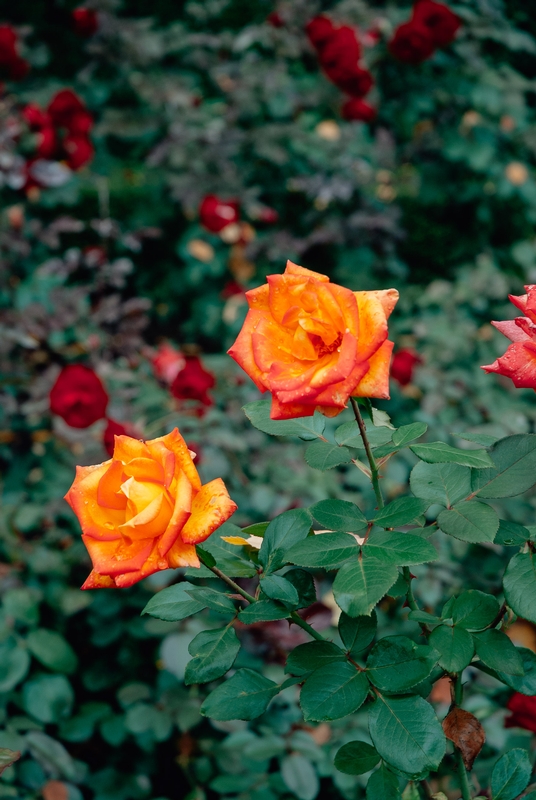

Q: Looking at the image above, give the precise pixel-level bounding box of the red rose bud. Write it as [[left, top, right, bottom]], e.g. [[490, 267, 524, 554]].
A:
[[63, 134, 94, 170], [50, 364, 109, 428], [72, 7, 99, 38], [22, 103, 51, 130], [505, 693, 536, 734], [391, 348, 423, 386], [412, 0, 460, 48], [103, 418, 129, 457], [199, 194, 240, 233], [305, 16, 335, 49], [258, 206, 279, 224], [171, 355, 216, 407], [152, 342, 186, 385], [47, 90, 85, 129], [341, 97, 377, 123], [482, 285, 536, 390], [389, 20, 436, 63], [222, 280, 245, 299]]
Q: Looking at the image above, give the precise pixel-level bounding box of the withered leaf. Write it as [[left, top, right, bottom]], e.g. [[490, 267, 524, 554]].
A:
[[42, 781, 69, 800], [0, 748, 20, 776], [442, 707, 485, 771]]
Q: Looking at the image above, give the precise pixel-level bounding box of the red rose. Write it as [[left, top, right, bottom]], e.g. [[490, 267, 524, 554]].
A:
[[318, 25, 361, 70], [103, 418, 129, 457], [391, 348, 423, 386], [341, 97, 377, 123], [0, 25, 17, 64], [199, 194, 240, 233], [8, 56, 29, 81], [50, 364, 109, 428], [72, 7, 99, 37], [505, 693, 536, 734], [171, 355, 215, 407], [47, 90, 85, 129], [413, 0, 460, 48], [152, 342, 186, 385], [23, 103, 51, 130], [305, 16, 335, 49], [63, 134, 94, 169], [389, 20, 436, 64], [258, 206, 279, 224], [36, 127, 58, 159], [482, 285, 536, 389], [325, 63, 373, 98], [67, 109, 93, 136]]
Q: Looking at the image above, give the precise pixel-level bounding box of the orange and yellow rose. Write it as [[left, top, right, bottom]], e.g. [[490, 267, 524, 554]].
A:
[[65, 428, 237, 588], [228, 261, 398, 419]]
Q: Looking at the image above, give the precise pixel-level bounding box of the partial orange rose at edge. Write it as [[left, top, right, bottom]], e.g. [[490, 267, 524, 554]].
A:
[[65, 428, 237, 589]]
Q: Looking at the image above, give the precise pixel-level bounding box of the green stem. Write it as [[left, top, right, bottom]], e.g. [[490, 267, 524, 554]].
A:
[[453, 675, 473, 800], [350, 397, 384, 509], [289, 611, 326, 642], [403, 566, 419, 612]]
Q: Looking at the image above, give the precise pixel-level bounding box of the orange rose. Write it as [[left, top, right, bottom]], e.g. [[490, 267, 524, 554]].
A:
[[228, 261, 398, 419], [65, 429, 237, 588]]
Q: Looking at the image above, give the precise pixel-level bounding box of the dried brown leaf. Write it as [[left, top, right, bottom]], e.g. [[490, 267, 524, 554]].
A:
[[42, 780, 69, 800], [0, 748, 20, 775], [442, 707, 485, 771]]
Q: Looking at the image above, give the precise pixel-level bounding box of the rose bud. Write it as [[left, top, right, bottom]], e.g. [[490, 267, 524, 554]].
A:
[[391, 348, 423, 386], [171, 355, 216, 408], [199, 194, 240, 233], [50, 364, 109, 428], [72, 7, 99, 38]]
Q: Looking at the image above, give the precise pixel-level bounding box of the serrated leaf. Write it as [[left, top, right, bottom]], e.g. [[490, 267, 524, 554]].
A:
[[310, 498, 367, 531], [366, 636, 437, 692], [392, 423, 428, 447], [184, 626, 240, 685], [473, 629, 524, 677], [369, 694, 446, 775], [285, 568, 317, 608], [201, 669, 278, 721], [260, 575, 299, 607], [241, 522, 269, 537], [373, 497, 428, 528], [339, 611, 377, 655], [334, 740, 380, 775], [238, 600, 289, 624], [408, 610, 441, 624], [259, 509, 312, 574], [450, 590, 500, 630], [366, 763, 401, 799], [299, 662, 368, 721], [410, 461, 472, 508], [471, 434, 536, 499], [491, 748, 532, 800], [437, 501, 499, 543], [285, 641, 346, 677], [363, 531, 437, 566], [335, 421, 393, 449], [142, 583, 207, 621], [410, 442, 494, 468], [503, 551, 536, 624], [490, 648, 536, 695], [305, 441, 353, 471], [428, 625, 474, 673], [185, 587, 236, 615], [495, 520, 530, 547], [333, 558, 398, 617], [455, 432, 498, 446], [243, 400, 325, 440], [286, 532, 359, 569]]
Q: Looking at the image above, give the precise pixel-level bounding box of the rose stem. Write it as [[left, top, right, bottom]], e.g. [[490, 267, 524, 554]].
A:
[[453, 674, 473, 800]]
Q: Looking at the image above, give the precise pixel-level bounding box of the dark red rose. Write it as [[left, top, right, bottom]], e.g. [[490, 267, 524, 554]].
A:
[[413, 0, 460, 48], [0, 25, 17, 64], [22, 103, 51, 130], [267, 11, 284, 28], [199, 194, 239, 233], [50, 364, 109, 428], [505, 693, 536, 734], [318, 25, 361, 70], [391, 348, 423, 386], [305, 16, 335, 49], [47, 90, 85, 129], [171, 355, 215, 407], [72, 7, 99, 37], [66, 109, 93, 135], [8, 56, 29, 81], [389, 20, 436, 64], [325, 65, 373, 98], [63, 134, 94, 169], [341, 97, 377, 123], [222, 280, 245, 299], [103, 418, 129, 457], [35, 127, 58, 159]]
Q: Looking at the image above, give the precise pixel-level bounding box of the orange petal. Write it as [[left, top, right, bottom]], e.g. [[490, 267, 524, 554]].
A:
[[81, 570, 117, 589], [284, 260, 329, 282], [352, 339, 394, 399], [365, 288, 399, 320], [113, 436, 151, 463], [245, 283, 270, 310], [123, 457, 165, 484], [181, 478, 237, 545], [228, 309, 271, 391], [97, 460, 127, 511], [120, 487, 174, 539], [148, 428, 202, 493], [82, 534, 154, 577], [65, 462, 123, 540], [353, 291, 389, 361], [158, 470, 193, 556], [167, 536, 200, 568], [269, 396, 316, 419]]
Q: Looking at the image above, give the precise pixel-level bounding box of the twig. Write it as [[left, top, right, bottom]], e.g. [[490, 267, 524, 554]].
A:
[[350, 397, 384, 509]]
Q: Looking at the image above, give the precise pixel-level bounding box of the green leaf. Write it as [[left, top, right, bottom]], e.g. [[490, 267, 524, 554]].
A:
[[22, 674, 74, 724], [310, 498, 367, 531], [473, 629, 524, 677], [286, 532, 359, 569], [366, 636, 437, 692], [0, 749, 20, 776], [285, 569, 317, 608], [491, 748, 532, 800], [428, 625, 474, 672], [410, 461, 472, 507], [370, 407, 395, 429], [492, 648, 536, 695], [333, 558, 398, 617], [259, 509, 312, 574], [185, 587, 236, 615], [369, 694, 446, 776], [338, 611, 377, 655], [285, 641, 346, 677], [373, 498, 428, 528], [471, 434, 536, 498], [194, 524, 258, 578], [455, 432, 498, 447], [437, 501, 499, 543], [201, 669, 278, 721], [392, 423, 428, 447], [281, 754, 319, 800], [304, 441, 353, 471], [335, 422, 393, 449], [0, 644, 30, 693], [503, 551, 536, 624], [196, 546, 216, 568], [299, 662, 369, 721], [495, 520, 530, 547], [241, 521, 270, 537], [450, 590, 501, 630], [334, 741, 381, 775], [142, 582, 207, 621], [363, 531, 438, 567], [243, 400, 325, 440], [410, 442, 494, 468], [260, 575, 299, 607], [408, 610, 441, 624], [238, 600, 289, 624], [366, 764, 401, 800], [184, 627, 240, 686], [27, 629, 78, 674]]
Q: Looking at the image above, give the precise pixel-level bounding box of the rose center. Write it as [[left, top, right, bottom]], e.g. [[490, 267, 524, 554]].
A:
[[310, 332, 343, 357]]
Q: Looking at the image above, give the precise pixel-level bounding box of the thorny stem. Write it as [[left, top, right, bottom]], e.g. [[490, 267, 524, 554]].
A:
[[350, 397, 384, 510], [289, 611, 326, 642], [453, 675, 473, 800], [486, 601, 507, 630]]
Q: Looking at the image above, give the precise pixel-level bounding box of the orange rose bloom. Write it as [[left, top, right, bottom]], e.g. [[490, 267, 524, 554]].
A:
[[228, 261, 399, 419], [65, 429, 237, 589]]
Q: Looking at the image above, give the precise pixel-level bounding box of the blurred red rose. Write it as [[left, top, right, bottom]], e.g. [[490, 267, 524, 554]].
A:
[[305, 16, 335, 49], [267, 11, 284, 28], [23, 103, 51, 130], [258, 206, 279, 224], [67, 109, 93, 136], [48, 90, 85, 129], [306, 17, 373, 99], [389, 20, 435, 63], [72, 7, 99, 37], [0, 25, 29, 81], [35, 127, 58, 159], [63, 134, 94, 169], [391, 348, 423, 386], [171, 355, 215, 407], [505, 693, 536, 734], [413, 0, 460, 47], [50, 364, 109, 428], [222, 280, 245, 299], [103, 418, 129, 457], [152, 342, 186, 385], [341, 97, 377, 122], [199, 195, 240, 233]]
